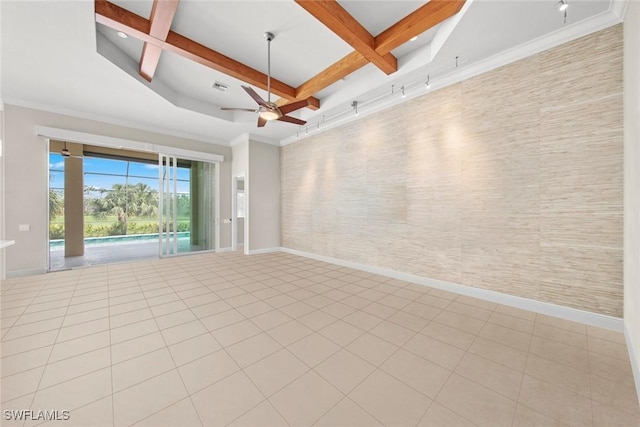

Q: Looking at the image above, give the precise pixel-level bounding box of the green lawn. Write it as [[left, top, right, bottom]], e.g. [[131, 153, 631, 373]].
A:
[[50, 215, 190, 239]]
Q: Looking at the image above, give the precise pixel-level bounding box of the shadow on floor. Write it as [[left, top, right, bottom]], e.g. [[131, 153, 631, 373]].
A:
[[49, 239, 160, 270]]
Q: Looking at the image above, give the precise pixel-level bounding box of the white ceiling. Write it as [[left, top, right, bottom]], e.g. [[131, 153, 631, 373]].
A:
[[0, 0, 624, 147]]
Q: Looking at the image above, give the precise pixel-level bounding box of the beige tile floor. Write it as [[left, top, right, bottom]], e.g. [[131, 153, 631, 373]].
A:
[[1, 251, 639, 427]]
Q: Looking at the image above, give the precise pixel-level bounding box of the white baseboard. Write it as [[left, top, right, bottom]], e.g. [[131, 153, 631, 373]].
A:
[[217, 247, 233, 253], [280, 247, 624, 332], [247, 247, 281, 255], [6, 268, 48, 278], [624, 324, 640, 405]]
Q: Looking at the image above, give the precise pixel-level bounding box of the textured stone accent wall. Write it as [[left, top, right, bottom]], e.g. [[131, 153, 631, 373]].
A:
[[281, 25, 623, 317]]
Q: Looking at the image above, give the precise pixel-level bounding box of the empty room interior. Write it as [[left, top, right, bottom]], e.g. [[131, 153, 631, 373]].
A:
[[1, 0, 640, 426]]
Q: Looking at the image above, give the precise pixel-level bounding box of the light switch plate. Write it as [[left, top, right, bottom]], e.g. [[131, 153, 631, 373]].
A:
[[19, 224, 30, 232]]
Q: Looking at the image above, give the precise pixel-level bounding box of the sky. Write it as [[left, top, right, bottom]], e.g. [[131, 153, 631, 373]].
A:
[[49, 154, 191, 194]]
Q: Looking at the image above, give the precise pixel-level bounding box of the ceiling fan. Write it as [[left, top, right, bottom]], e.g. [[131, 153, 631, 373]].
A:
[[60, 141, 82, 159], [220, 32, 308, 128]]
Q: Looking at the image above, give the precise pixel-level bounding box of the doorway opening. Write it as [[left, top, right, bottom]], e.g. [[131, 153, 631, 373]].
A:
[[48, 142, 217, 270], [232, 174, 246, 253]]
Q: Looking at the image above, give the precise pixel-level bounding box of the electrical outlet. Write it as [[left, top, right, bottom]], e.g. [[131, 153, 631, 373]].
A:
[[19, 224, 30, 232]]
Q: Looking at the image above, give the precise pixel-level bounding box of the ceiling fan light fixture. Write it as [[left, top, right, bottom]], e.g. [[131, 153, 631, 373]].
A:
[[259, 109, 280, 121], [61, 147, 71, 157]]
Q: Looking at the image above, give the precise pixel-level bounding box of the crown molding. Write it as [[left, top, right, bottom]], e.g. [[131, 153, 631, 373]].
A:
[[230, 133, 249, 147], [248, 134, 280, 146], [611, 0, 629, 20]]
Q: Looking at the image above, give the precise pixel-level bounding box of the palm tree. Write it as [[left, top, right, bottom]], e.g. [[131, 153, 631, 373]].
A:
[[49, 189, 63, 221], [89, 182, 159, 234], [128, 182, 158, 218]]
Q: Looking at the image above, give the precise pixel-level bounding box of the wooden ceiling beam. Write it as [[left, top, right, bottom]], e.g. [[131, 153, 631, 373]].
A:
[[294, 0, 397, 75], [287, 0, 466, 101], [295, 51, 368, 100], [139, 0, 179, 82], [375, 0, 466, 55], [94, 0, 320, 109]]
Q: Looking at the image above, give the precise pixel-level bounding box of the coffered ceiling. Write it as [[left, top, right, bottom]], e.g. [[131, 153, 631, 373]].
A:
[[0, 0, 626, 146]]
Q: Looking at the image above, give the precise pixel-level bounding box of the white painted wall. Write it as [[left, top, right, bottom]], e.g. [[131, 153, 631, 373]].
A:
[[248, 140, 280, 252], [624, 1, 640, 403], [2, 104, 232, 276], [231, 140, 249, 177], [230, 138, 280, 253]]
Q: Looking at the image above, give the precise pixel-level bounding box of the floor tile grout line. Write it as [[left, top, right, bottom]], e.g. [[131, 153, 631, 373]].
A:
[[420, 303, 494, 427], [510, 304, 535, 427], [231, 360, 294, 426], [128, 396, 200, 427], [22, 274, 82, 426], [202, 265, 388, 425], [106, 268, 116, 427], [1, 341, 112, 380], [147, 263, 265, 427], [296, 283, 431, 425], [589, 348, 597, 427], [121, 265, 208, 427]]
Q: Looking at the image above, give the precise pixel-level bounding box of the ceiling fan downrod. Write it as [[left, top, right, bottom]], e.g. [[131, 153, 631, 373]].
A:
[[264, 32, 274, 104]]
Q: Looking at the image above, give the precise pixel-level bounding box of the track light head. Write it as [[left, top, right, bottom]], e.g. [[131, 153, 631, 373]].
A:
[[558, 0, 568, 12]]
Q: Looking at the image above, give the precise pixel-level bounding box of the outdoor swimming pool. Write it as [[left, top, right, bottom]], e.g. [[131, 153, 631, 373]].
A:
[[49, 232, 191, 248]]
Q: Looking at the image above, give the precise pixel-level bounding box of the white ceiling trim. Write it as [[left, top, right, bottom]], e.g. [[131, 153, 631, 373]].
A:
[[229, 133, 249, 147], [611, 0, 630, 20], [35, 125, 224, 163], [281, 2, 626, 146], [230, 132, 280, 147]]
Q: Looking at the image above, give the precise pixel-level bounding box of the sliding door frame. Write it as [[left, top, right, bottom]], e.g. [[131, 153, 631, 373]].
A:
[[37, 127, 224, 265]]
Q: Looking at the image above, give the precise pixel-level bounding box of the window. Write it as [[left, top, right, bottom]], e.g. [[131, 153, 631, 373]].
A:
[[236, 190, 245, 218]]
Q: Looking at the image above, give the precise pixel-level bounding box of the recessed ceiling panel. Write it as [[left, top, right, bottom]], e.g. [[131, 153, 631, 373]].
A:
[[434, 0, 612, 67], [153, 48, 267, 110], [169, 0, 354, 87], [97, 23, 145, 63], [391, 25, 440, 58], [337, 0, 425, 35], [109, 0, 153, 19]]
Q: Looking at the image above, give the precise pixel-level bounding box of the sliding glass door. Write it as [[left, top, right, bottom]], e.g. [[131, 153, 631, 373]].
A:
[[159, 154, 215, 257]]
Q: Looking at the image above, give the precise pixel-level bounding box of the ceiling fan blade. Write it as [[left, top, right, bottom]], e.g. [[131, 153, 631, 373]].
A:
[[279, 100, 309, 115], [219, 108, 257, 112], [242, 85, 269, 107], [277, 115, 306, 126], [257, 116, 267, 127]]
